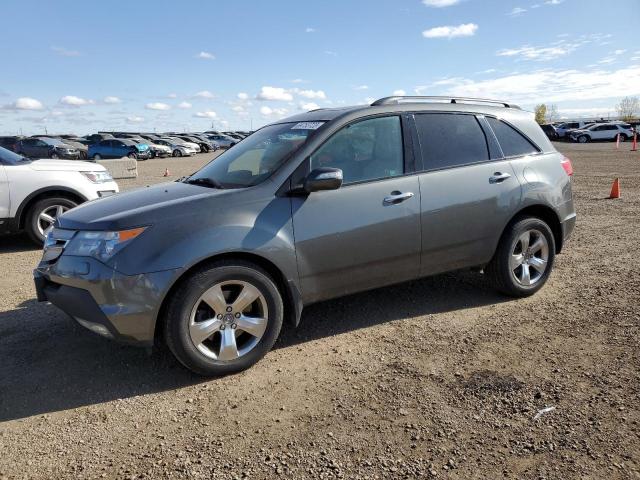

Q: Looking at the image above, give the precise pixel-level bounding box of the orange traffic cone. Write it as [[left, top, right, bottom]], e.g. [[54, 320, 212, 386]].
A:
[[163, 168, 170, 177], [609, 178, 620, 199]]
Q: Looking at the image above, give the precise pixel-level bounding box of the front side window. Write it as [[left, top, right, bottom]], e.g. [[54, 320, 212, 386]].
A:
[[190, 122, 317, 188], [415, 113, 489, 170], [486, 117, 539, 158], [310, 116, 404, 184]]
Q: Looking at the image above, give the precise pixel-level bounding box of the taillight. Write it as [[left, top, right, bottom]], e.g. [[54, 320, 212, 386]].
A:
[[561, 156, 573, 176]]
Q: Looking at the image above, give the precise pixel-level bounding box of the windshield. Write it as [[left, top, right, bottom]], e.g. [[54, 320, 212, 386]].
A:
[[189, 122, 319, 188], [0, 146, 28, 165]]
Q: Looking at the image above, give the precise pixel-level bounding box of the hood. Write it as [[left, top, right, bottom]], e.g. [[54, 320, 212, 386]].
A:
[[56, 181, 231, 231], [29, 159, 106, 172], [135, 143, 150, 151]]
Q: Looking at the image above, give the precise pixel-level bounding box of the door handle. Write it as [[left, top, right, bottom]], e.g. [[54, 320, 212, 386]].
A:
[[489, 172, 511, 184], [383, 191, 414, 205]]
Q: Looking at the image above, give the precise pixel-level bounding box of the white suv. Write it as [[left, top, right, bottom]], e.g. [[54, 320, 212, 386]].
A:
[[0, 146, 119, 244], [569, 122, 634, 143]]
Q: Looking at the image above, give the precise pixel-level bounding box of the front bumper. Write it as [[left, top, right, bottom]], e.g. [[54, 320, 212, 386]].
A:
[[57, 151, 81, 159], [34, 255, 179, 346]]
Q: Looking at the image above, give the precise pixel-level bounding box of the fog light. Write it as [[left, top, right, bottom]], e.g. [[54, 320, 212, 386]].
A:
[[74, 317, 113, 338]]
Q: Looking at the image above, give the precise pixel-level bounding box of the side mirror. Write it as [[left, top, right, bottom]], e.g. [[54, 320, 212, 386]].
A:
[[304, 167, 343, 193]]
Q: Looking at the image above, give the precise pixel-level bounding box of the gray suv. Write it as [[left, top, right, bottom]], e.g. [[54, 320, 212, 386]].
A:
[[34, 96, 576, 376]]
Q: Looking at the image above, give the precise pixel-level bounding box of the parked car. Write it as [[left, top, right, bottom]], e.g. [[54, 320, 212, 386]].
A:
[[88, 139, 152, 160], [83, 133, 115, 145], [555, 121, 594, 138], [49, 137, 89, 159], [223, 132, 244, 141], [34, 96, 576, 376], [189, 134, 220, 151], [205, 133, 237, 149], [569, 122, 634, 143], [0, 146, 118, 244], [177, 135, 214, 153], [117, 135, 171, 158], [540, 124, 559, 140], [167, 137, 201, 153], [0, 136, 25, 152], [155, 138, 197, 157], [16, 137, 81, 159]]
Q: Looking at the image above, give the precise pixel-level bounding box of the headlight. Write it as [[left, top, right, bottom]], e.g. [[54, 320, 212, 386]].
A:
[[64, 227, 147, 262], [82, 171, 113, 183]]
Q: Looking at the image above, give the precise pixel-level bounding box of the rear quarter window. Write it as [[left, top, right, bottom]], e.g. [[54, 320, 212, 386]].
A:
[[487, 117, 539, 158]]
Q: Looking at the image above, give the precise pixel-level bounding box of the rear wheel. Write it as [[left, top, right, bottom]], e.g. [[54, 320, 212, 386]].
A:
[[619, 134, 628, 142], [164, 261, 284, 376], [26, 196, 77, 245], [486, 217, 555, 297]]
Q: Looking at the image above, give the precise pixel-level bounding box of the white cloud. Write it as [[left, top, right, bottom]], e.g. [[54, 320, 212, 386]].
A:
[[324, 50, 338, 56], [422, 23, 478, 39], [196, 51, 215, 60], [295, 89, 326, 99], [4, 97, 44, 110], [237, 92, 249, 100], [167, 93, 178, 98], [177, 101, 192, 109], [545, 0, 563, 4], [232, 105, 246, 112], [508, 7, 527, 16], [354, 85, 369, 91], [260, 106, 273, 116], [422, 0, 460, 7], [305, 27, 316, 33], [51, 46, 81, 57], [259, 106, 288, 117], [498, 44, 574, 61], [145, 102, 171, 110], [256, 86, 293, 101], [103, 96, 121, 104], [59, 95, 92, 106], [416, 65, 640, 104], [300, 102, 319, 111], [291, 78, 307, 84], [127, 115, 144, 123], [613, 49, 626, 55], [393, 89, 407, 96], [194, 111, 217, 118], [194, 90, 215, 99]]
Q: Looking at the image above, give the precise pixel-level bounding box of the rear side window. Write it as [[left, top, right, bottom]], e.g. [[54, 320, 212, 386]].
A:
[[414, 113, 489, 171], [486, 117, 539, 158]]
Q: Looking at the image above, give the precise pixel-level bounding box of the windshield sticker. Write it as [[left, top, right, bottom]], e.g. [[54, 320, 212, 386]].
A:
[[291, 122, 324, 130]]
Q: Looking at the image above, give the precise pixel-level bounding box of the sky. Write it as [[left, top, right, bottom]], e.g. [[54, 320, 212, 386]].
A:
[[0, 0, 639, 135]]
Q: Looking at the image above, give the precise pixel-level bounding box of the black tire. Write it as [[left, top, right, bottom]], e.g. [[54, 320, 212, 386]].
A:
[[50, 153, 60, 159], [164, 260, 284, 376], [485, 216, 556, 297], [619, 134, 628, 142], [577, 135, 589, 143], [26, 196, 78, 245], [127, 152, 138, 159], [172, 149, 182, 157]]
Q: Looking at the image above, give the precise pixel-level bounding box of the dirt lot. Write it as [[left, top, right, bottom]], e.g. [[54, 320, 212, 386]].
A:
[[1, 143, 639, 479]]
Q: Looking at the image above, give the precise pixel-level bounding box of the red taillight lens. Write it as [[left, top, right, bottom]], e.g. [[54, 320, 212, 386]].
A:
[[561, 156, 573, 176]]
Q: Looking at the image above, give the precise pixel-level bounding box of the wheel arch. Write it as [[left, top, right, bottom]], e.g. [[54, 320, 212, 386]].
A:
[[502, 204, 564, 255], [154, 251, 303, 345], [16, 187, 87, 230]]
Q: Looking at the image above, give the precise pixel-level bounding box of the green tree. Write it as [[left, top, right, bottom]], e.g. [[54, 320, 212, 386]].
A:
[[534, 104, 547, 125]]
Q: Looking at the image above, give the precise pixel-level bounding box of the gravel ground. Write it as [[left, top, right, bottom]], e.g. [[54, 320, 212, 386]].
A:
[[0, 143, 639, 479]]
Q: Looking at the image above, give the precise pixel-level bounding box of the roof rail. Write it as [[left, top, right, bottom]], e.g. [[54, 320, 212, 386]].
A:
[[370, 96, 520, 110]]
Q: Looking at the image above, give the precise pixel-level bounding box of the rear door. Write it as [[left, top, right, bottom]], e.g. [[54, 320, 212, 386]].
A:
[[414, 113, 523, 275], [291, 115, 422, 303]]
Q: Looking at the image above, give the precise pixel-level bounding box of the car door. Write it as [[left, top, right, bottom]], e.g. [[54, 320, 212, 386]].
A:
[[291, 115, 421, 304], [413, 113, 523, 275], [0, 164, 10, 219], [33, 139, 49, 157]]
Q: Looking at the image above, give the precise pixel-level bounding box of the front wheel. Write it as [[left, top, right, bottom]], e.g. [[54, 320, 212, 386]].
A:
[[172, 149, 182, 157], [485, 217, 556, 297], [577, 135, 589, 143], [93, 154, 102, 161], [26, 197, 78, 245], [127, 152, 138, 159], [164, 261, 284, 376]]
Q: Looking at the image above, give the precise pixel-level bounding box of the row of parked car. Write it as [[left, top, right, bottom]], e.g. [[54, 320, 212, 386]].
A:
[[0, 130, 253, 161], [540, 120, 637, 143]]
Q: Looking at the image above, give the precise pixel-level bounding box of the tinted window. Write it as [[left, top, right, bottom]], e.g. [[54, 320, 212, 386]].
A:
[[310, 116, 404, 184], [414, 113, 488, 170], [486, 117, 539, 158]]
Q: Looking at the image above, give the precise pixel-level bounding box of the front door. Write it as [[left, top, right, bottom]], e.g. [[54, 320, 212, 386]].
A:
[[0, 165, 10, 219], [291, 115, 421, 303]]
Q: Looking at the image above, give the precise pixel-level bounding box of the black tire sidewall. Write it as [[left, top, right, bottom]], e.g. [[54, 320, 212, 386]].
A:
[[488, 217, 556, 297], [165, 262, 284, 376], [26, 197, 77, 245]]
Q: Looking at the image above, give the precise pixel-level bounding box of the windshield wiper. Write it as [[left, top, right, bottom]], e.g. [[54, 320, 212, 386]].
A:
[[184, 177, 225, 189]]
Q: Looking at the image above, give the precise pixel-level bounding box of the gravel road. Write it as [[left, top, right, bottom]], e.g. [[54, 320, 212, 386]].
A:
[[0, 143, 638, 479]]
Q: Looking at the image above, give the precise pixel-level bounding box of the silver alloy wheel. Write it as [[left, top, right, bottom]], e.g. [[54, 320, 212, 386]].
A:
[[578, 135, 588, 143], [189, 280, 268, 361], [37, 204, 69, 236], [510, 229, 549, 287]]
